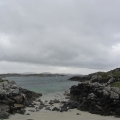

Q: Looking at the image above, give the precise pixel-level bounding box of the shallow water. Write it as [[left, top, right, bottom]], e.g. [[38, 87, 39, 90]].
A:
[[5, 75, 79, 95]]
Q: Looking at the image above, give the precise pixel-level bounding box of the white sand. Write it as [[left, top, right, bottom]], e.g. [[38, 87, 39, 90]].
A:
[[6, 92, 120, 120]]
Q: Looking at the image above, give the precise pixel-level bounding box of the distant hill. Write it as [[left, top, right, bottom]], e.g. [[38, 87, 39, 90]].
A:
[[0, 73, 66, 78]]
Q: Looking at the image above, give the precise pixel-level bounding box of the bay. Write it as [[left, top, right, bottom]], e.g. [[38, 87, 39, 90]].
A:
[[5, 75, 79, 95]]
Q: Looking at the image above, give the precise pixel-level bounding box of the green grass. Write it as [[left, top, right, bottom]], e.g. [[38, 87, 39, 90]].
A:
[[0, 78, 4, 83], [90, 70, 120, 79], [112, 71, 120, 77], [90, 72, 110, 79], [110, 82, 120, 88]]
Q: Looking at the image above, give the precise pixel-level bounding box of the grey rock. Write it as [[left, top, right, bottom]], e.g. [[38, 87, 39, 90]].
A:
[[9, 88, 19, 94], [14, 95, 23, 103], [104, 86, 111, 92], [60, 107, 68, 112], [17, 108, 26, 114], [102, 90, 110, 97], [76, 113, 81, 115], [110, 91, 119, 99], [45, 107, 51, 111], [111, 87, 120, 95], [9, 80, 16, 85], [3, 81, 9, 87], [0, 104, 10, 112], [49, 100, 54, 105], [52, 107, 60, 111], [107, 78, 115, 84], [0, 111, 9, 119], [11, 84, 18, 89], [39, 105, 44, 109], [87, 93, 96, 100], [53, 99, 60, 103], [26, 113, 30, 115], [28, 110, 35, 112]]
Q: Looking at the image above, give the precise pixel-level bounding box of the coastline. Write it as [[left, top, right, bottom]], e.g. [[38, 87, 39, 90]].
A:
[[1, 70, 120, 120], [6, 92, 120, 120]]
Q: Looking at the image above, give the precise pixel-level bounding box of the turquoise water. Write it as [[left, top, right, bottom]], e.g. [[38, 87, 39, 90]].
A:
[[5, 76, 79, 95]]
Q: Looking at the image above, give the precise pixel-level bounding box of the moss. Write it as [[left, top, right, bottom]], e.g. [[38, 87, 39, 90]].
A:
[[112, 71, 120, 78], [90, 72, 110, 79], [0, 78, 4, 82], [89, 68, 120, 79], [110, 82, 120, 88]]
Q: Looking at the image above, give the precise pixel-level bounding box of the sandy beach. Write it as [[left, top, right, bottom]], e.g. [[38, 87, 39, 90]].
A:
[[6, 92, 120, 120]]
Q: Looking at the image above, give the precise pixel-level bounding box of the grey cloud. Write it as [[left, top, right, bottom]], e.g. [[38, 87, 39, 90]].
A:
[[0, 0, 120, 73]]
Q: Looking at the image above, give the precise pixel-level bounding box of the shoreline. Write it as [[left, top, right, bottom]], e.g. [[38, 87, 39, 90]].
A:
[[6, 92, 120, 120]]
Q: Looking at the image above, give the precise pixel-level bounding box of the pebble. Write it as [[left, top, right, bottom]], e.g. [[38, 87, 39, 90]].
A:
[[76, 113, 81, 115]]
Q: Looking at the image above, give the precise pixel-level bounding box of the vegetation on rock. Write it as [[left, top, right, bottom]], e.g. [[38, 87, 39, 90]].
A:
[[111, 82, 120, 88], [0, 78, 4, 82], [69, 68, 120, 85]]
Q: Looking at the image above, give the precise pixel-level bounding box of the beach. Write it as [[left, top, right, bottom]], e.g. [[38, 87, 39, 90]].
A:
[[6, 92, 120, 120]]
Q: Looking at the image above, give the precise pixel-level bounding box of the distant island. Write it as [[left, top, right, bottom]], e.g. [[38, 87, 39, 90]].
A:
[[0, 73, 66, 78]]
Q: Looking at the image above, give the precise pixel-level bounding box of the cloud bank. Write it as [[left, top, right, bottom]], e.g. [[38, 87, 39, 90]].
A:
[[0, 0, 120, 74]]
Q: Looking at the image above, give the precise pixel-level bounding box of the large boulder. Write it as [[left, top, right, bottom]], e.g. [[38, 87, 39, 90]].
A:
[[110, 91, 119, 99], [70, 82, 120, 116], [0, 111, 9, 119], [0, 79, 42, 118]]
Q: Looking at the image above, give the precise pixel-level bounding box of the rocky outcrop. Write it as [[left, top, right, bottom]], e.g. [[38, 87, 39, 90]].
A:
[[69, 68, 120, 84], [70, 82, 120, 117], [0, 80, 42, 119], [69, 76, 90, 82]]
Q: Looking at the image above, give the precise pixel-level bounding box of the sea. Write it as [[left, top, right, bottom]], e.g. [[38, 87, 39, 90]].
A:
[[5, 75, 79, 95]]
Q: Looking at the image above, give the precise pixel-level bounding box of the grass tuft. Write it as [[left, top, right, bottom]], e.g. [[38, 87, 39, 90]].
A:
[[110, 82, 120, 88]]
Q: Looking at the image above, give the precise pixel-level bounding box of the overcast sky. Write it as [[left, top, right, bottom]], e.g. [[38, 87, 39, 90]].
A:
[[0, 0, 120, 74]]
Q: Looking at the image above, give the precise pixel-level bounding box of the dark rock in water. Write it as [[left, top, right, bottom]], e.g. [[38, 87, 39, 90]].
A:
[[52, 107, 60, 111], [69, 76, 89, 82]]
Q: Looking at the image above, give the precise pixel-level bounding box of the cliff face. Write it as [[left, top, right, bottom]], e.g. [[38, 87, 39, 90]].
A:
[[70, 82, 120, 117], [0, 80, 42, 119]]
